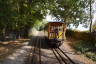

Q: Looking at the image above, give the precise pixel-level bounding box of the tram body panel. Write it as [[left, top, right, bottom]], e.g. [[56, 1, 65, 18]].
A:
[[48, 22, 64, 47]]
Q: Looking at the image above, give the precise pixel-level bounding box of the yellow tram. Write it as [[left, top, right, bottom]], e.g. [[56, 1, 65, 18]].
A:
[[48, 22, 64, 47]]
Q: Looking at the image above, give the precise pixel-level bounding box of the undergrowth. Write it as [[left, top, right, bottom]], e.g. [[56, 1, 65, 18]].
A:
[[66, 29, 96, 61], [73, 40, 96, 61]]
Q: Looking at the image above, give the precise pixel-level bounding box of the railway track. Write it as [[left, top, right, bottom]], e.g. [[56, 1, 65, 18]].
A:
[[39, 37, 41, 64], [25, 36, 42, 64], [52, 47, 76, 64], [25, 36, 75, 64]]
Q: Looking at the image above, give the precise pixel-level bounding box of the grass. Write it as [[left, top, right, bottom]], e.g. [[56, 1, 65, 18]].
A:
[[85, 52, 96, 61], [66, 29, 96, 61], [73, 40, 96, 61]]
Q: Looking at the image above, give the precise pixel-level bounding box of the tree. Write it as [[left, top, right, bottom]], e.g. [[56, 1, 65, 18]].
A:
[[49, 0, 94, 39], [0, 0, 94, 39], [89, 0, 95, 32], [0, 0, 55, 39], [89, 0, 92, 32]]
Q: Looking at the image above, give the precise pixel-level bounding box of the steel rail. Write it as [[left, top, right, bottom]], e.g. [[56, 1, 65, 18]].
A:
[[31, 37, 39, 64], [39, 37, 42, 64], [54, 48, 67, 64], [58, 47, 76, 64], [26, 37, 34, 64], [52, 48, 62, 64]]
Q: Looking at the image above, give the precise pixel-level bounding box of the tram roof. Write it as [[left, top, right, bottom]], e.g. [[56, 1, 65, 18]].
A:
[[48, 22, 64, 26]]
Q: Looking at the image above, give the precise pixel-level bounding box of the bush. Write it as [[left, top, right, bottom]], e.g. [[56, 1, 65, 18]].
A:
[[66, 29, 96, 61], [73, 40, 96, 61], [73, 40, 92, 53], [66, 29, 95, 40], [85, 52, 96, 61]]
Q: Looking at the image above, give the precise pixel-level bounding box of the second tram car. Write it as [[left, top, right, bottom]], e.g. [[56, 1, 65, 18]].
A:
[[48, 22, 64, 47]]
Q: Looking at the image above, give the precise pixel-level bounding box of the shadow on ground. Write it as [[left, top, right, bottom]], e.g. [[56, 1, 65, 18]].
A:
[[27, 36, 86, 64], [28, 36, 50, 49]]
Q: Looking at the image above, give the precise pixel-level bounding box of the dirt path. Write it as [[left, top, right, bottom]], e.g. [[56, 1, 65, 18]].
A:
[[26, 35, 96, 64], [0, 42, 31, 64], [40, 40, 96, 64], [0, 31, 96, 64], [1, 39, 96, 64]]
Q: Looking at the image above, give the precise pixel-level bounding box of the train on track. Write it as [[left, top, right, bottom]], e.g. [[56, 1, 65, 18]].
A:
[[47, 22, 65, 48]]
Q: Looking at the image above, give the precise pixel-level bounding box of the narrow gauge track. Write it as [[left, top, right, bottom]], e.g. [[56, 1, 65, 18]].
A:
[[52, 47, 76, 64], [39, 37, 42, 64], [26, 36, 42, 64], [26, 36, 75, 64]]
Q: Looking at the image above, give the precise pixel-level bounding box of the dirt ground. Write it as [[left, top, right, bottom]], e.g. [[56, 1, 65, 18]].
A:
[[0, 31, 96, 64], [39, 39, 96, 64], [0, 38, 96, 64], [0, 39, 29, 62]]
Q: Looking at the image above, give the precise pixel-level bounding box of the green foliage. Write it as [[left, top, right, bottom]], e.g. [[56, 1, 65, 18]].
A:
[[50, 0, 94, 27], [92, 25, 96, 31], [73, 40, 93, 53], [66, 29, 96, 61], [0, 0, 50, 37], [33, 20, 48, 31], [66, 29, 96, 41], [85, 52, 96, 61], [73, 40, 96, 61], [66, 29, 90, 40], [66, 29, 96, 45], [0, 0, 95, 38]]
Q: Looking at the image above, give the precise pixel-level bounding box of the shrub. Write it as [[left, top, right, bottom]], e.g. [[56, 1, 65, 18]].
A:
[[73, 40, 93, 53], [73, 40, 96, 61], [85, 52, 96, 61]]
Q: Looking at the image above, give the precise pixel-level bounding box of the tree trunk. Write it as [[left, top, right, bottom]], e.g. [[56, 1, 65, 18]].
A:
[[2, 28, 6, 37], [63, 23, 67, 40], [89, 0, 92, 33]]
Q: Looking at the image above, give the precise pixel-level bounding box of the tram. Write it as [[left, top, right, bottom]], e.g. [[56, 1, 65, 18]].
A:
[[48, 22, 64, 47]]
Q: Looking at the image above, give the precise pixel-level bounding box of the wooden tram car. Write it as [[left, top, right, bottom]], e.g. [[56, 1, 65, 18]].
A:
[[48, 22, 64, 47]]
